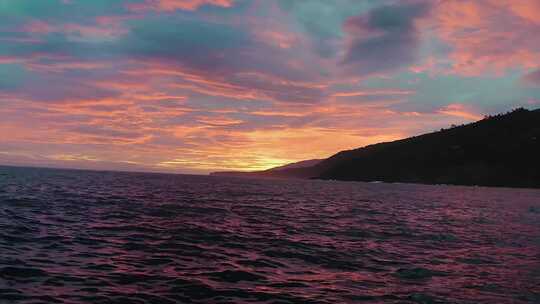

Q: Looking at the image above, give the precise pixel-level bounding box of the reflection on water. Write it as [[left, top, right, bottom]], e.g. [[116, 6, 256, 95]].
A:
[[0, 166, 539, 303]]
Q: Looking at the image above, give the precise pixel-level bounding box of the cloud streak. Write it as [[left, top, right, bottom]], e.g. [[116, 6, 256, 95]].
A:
[[1, 0, 539, 173], [128, 0, 234, 12]]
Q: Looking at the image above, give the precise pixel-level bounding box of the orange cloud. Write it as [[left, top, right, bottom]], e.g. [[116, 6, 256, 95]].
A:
[[6, 0, 520, 174], [197, 116, 243, 127], [2, 80, 482, 174], [438, 104, 483, 121], [507, 0, 540, 24]]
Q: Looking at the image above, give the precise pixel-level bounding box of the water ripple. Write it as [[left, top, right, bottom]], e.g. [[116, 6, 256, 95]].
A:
[[1, 166, 539, 303]]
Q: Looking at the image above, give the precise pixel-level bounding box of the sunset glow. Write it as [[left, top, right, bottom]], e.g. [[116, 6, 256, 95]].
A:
[[1, 0, 539, 173]]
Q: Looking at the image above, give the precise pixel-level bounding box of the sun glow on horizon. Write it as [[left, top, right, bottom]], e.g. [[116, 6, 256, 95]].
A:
[[1, 0, 539, 173]]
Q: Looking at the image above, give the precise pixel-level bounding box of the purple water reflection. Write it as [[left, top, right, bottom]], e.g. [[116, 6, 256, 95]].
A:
[[0, 166, 539, 303]]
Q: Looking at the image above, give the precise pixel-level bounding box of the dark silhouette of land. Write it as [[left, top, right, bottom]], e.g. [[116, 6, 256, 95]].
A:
[[212, 108, 540, 188], [211, 159, 321, 178]]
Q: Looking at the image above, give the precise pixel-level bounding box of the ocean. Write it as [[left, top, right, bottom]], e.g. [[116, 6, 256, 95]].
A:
[[0, 166, 539, 303]]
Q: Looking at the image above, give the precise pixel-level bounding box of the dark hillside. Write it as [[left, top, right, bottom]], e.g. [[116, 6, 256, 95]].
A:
[[211, 108, 540, 188], [317, 108, 540, 188]]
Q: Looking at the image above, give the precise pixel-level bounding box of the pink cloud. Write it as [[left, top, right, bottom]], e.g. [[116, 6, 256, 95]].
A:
[[255, 29, 300, 49], [430, 0, 540, 75], [19, 18, 128, 42], [23, 21, 55, 34], [0, 56, 24, 64], [128, 0, 234, 12], [332, 89, 414, 98], [5, 0, 528, 174], [522, 69, 540, 85]]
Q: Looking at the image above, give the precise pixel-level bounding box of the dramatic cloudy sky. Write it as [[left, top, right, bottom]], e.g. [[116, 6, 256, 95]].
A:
[[1, 0, 540, 173]]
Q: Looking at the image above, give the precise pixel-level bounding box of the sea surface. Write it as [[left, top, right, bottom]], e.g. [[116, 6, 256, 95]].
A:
[[0, 166, 539, 304]]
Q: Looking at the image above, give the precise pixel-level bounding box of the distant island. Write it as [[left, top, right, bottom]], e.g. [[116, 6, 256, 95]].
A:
[[211, 108, 540, 188]]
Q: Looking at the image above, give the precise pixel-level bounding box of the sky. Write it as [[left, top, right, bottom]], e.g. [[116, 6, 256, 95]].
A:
[[1, 0, 540, 174]]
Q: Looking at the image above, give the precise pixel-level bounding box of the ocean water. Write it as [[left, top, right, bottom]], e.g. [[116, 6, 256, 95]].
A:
[[0, 166, 539, 304]]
